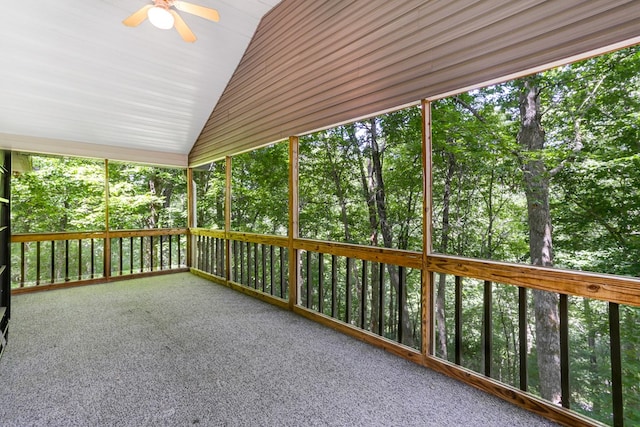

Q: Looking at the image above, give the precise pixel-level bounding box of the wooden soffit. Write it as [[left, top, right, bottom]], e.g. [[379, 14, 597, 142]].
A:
[[189, 0, 640, 166]]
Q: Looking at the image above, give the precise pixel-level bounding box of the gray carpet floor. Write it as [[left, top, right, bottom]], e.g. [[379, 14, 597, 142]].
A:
[[0, 273, 558, 426]]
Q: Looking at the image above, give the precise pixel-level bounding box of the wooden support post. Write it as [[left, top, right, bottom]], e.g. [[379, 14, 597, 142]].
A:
[[225, 157, 232, 282], [288, 136, 299, 310], [104, 159, 111, 280], [422, 99, 434, 357], [186, 167, 194, 268]]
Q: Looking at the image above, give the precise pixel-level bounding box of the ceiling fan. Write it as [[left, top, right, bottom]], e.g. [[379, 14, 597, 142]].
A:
[[123, 0, 220, 43]]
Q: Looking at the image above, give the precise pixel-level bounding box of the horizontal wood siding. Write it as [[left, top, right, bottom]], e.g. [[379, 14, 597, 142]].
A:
[[189, 0, 640, 166]]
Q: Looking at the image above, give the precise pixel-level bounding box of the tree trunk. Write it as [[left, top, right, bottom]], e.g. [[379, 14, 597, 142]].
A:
[[347, 124, 378, 328], [323, 137, 352, 242], [436, 151, 456, 359], [518, 78, 561, 405], [369, 118, 415, 347]]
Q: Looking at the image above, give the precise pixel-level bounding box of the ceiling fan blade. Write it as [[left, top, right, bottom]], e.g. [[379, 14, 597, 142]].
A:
[[170, 10, 197, 42], [173, 1, 220, 22], [122, 4, 153, 27]]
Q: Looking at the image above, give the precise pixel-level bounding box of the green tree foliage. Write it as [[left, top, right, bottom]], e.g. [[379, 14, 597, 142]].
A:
[[299, 109, 423, 251], [230, 143, 289, 235], [12, 156, 105, 233], [108, 162, 186, 229], [431, 46, 640, 423], [194, 160, 225, 229]]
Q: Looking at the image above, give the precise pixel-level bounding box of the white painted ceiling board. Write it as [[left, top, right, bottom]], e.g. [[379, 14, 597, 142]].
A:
[[0, 0, 279, 165]]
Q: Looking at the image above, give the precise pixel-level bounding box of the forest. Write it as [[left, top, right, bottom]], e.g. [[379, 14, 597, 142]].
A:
[[12, 45, 640, 425]]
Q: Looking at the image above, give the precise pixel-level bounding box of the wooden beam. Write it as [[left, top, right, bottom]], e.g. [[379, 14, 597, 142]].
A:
[[288, 136, 299, 309], [187, 167, 194, 268], [427, 254, 640, 308], [104, 159, 111, 280], [225, 156, 232, 283], [421, 99, 434, 358], [294, 239, 422, 270]]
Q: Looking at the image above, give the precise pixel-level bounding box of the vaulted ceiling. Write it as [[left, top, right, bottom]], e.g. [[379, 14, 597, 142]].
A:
[[0, 0, 280, 166], [2, 1, 639, 168]]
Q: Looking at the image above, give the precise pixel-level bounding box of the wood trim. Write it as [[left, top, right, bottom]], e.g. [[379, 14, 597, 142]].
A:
[[422, 356, 604, 427], [187, 230, 640, 308], [225, 156, 232, 282], [293, 305, 423, 365], [0, 133, 188, 167], [427, 254, 640, 308], [104, 159, 111, 280], [288, 136, 300, 309], [12, 229, 187, 242], [227, 231, 289, 247], [11, 268, 190, 295], [294, 238, 422, 270], [187, 167, 194, 268], [109, 229, 187, 238], [190, 268, 289, 310], [12, 231, 106, 242], [190, 228, 225, 238], [421, 99, 433, 358]]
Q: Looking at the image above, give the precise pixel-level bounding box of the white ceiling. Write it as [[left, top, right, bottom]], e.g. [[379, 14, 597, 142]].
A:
[[0, 0, 280, 166]]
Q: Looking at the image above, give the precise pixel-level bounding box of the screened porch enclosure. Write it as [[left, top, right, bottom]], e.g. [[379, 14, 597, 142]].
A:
[[3, 1, 640, 426], [8, 124, 639, 426]]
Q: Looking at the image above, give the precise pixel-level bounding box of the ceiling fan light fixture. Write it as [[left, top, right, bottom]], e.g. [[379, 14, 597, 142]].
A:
[[148, 6, 175, 29]]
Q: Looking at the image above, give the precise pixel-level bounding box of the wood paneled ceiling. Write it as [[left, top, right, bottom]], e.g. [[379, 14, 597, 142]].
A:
[[0, 0, 280, 166], [190, 0, 640, 166]]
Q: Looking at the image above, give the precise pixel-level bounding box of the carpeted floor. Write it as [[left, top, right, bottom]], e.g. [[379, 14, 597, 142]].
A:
[[0, 273, 558, 426]]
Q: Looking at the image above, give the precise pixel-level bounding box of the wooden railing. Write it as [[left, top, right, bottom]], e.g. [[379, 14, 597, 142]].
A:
[[424, 255, 640, 427], [12, 228, 188, 291], [190, 230, 640, 427], [295, 239, 422, 350], [10, 226, 638, 425], [190, 229, 289, 302]]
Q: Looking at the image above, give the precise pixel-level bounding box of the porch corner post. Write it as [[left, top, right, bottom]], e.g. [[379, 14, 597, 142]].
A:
[[421, 99, 435, 359], [288, 136, 299, 310], [186, 167, 195, 268], [104, 159, 111, 280], [225, 156, 232, 283]]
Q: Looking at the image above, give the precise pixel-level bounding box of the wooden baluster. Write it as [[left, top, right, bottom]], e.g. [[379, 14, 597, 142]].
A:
[[346, 257, 352, 324], [270, 245, 275, 296], [455, 275, 462, 365], [64, 240, 70, 282], [127, 237, 132, 274], [360, 260, 367, 330], [398, 266, 406, 344], [150, 236, 154, 272], [78, 239, 83, 280], [306, 251, 312, 309], [609, 302, 623, 427], [254, 242, 259, 290], [318, 253, 324, 314], [331, 255, 337, 318], [484, 280, 493, 377], [91, 239, 95, 279], [519, 287, 528, 391], [20, 242, 25, 287], [261, 244, 266, 292], [118, 238, 123, 275], [140, 236, 144, 273], [50, 241, 55, 284], [560, 293, 570, 409], [379, 262, 384, 337]]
